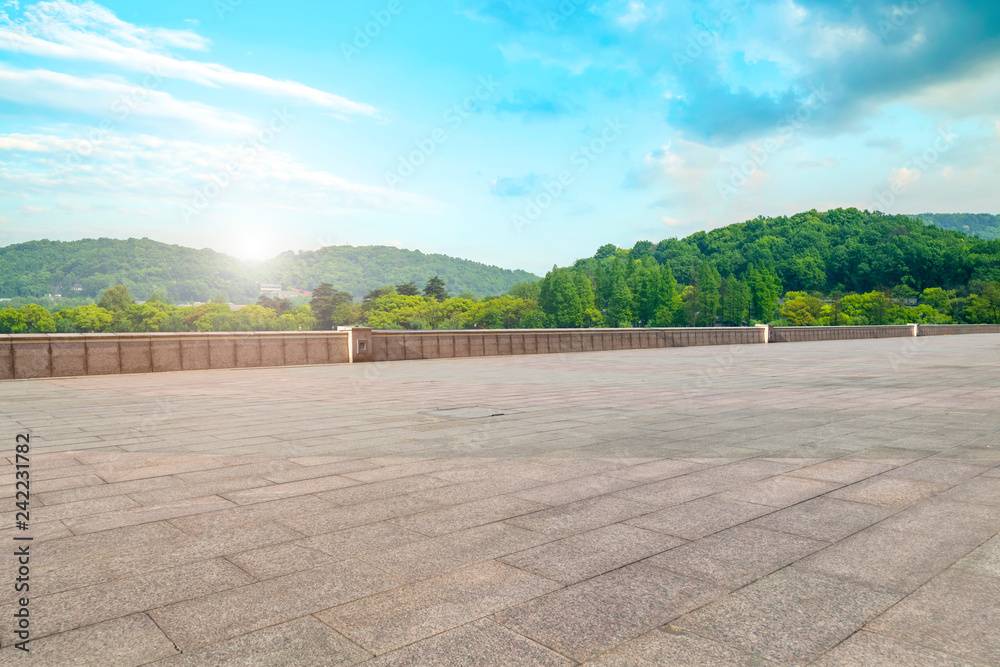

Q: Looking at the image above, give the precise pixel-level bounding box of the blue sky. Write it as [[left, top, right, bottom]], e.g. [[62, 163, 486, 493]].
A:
[[0, 0, 997, 274]]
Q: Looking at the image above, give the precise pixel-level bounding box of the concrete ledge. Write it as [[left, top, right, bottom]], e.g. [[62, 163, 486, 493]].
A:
[[0, 335, 12, 380], [12, 334, 51, 379], [3, 325, 1000, 380], [179, 335, 210, 371], [50, 334, 88, 377], [150, 334, 183, 372]]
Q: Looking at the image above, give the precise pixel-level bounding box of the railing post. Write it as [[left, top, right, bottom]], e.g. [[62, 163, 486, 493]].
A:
[[908, 323, 919, 337], [338, 327, 373, 362], [755, 324, 771, 344]]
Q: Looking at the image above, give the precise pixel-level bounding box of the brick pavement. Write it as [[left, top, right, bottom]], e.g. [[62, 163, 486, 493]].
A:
[[1, 335, 998, 665]]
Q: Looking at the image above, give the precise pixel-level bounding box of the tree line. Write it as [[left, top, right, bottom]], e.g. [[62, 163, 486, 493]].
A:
[[4, 208, 1000, 333]]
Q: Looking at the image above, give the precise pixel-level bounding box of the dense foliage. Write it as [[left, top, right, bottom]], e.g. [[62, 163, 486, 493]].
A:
[[917, 213, 1000, 241], [0, 238, 539, 302], [536, 208, 1000, 328], [3, 209, 1000, 333]]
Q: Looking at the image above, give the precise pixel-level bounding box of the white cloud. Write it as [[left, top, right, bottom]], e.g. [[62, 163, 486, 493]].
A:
[[0, 0, 377, 116], [0, 65, 257, 135], [889, 166, 921, 190], [0, 132, 435, 215], [618, 2, 648, 29]]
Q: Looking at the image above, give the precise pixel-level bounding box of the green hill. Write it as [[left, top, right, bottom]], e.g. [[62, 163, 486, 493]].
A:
[[915, 213, 1000, 240], [0, 238, 538, 302], [573, 208, 1000, 294], [252, 245, 538, 299]]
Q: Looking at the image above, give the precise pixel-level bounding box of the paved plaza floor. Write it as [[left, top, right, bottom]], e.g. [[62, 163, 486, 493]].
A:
[[1, 335, 999, 665]]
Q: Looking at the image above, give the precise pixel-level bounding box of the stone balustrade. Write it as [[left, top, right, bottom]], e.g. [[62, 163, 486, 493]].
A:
[[1, 324, 998, 380]]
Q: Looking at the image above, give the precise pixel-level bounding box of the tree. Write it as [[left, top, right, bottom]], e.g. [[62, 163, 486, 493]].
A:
[[692, 262, 722, 326], [310, 283, 353, 330], [54, 305, 114, 333], [721, 277, 751, 326], [0, 308, 27, 334], [17, 304, 57, 333], [594, 243, 618, 260], [605, 277, 636, 327], [538, 268, 583, 328], [97, 285, 133, 312], [919, 287, 951, 312], [748, 266, 781, 322], [396, 282, 419, 296], [257, 294, 292, 315], [423, 276, 448, 302], [780, 292, 824, 326]]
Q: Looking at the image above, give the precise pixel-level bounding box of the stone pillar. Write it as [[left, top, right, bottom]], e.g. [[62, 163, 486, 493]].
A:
[[755, 324, 771, 344], [339, 327, 373, 362], [908, 323, 919, 337]]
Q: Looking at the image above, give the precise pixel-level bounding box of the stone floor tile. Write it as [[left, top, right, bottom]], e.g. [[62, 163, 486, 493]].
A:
[[829, 476, 950, 509], [360, 522, 551, 582], [366, 618, 573, 666], [505, 495, 655, 538], [317, 561, 559, 654], [493, 562, 726, 661], [883, 459, 989, 485], [168, 494, 333, 535], [715, 475, 840, 508], [867, 569, 1000, 665], [512, 474, 640, 506], [804, 494, 1000, 582], [605, 459, 707, 483], [952, 534, 1000, 579], [501, 523, 683, 584], [0, 558, 253, 644], [939, 475, 1000, 506], [282, 494, 441, 536], [62, 495, 236, 535], [148, 615, 371, 666], [674, 568, 900, 665], [149, 559, 402, 651], [627, 496, 775, 539], [647, 525, 827, 589], [319, 475, 453, 505], [390, 495, 547, 536], [787, 459, 895, 484], [611, 474, 733, 507], [220, 475, 358, 505], [584, 626, 781, 666], [748, 496, 895, 542], [0, 613, 178, 666], [810, 630, 979, 667], [226, 522, 426, 580]]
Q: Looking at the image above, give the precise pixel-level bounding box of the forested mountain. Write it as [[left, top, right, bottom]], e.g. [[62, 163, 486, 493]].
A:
[[535, 208, 1000, 328], [916, 213, 1000, 240], [252, 245, 538, 299], [618, 208, 999, 294], [0, 238, 538, 302], [0, 238, 257, 302]]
